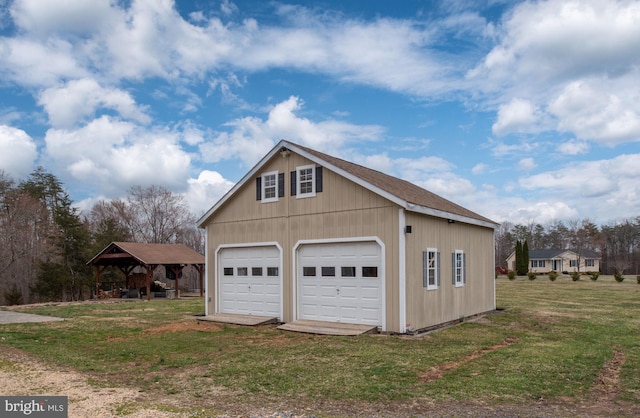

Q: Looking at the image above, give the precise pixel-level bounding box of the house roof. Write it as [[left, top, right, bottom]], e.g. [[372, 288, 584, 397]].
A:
[[504, 248, 602, 261], [87, 242, 205, 267], [529, 248, 601, 259], [197, 140, 498, 229]]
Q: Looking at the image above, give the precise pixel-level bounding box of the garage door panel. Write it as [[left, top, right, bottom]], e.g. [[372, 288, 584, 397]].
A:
[[298, 241, 382, 326], [219, 246, 281, 317]]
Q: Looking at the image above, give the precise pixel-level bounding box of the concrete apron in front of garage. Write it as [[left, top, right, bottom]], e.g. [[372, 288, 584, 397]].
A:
[[197, 313, 377, 336]]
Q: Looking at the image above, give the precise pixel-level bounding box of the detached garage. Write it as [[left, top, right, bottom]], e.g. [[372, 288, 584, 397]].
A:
[[198, 140, 498, 334]]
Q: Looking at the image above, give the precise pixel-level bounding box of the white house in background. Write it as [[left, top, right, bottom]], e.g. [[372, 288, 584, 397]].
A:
[[197, 140, 499, 334], [506, 249, 601, 274]]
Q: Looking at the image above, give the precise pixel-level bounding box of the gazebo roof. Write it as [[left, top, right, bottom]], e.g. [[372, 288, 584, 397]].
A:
[[87, 242, 205, 267]]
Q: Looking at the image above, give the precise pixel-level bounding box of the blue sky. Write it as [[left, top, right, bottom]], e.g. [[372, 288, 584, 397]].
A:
[[0, 0, 639, 225]]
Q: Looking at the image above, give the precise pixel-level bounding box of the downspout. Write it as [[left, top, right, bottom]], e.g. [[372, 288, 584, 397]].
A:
[[398, 208, 407, 333]]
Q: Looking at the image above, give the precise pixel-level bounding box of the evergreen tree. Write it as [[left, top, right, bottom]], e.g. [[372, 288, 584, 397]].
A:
[[515, 240, 523, 275], [20, 168, 92, 301], [523, 240, 530, 274]]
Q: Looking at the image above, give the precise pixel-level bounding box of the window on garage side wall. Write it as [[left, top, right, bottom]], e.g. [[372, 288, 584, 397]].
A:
[[423, 248, 439, 290], [452, 250, 466, 287]]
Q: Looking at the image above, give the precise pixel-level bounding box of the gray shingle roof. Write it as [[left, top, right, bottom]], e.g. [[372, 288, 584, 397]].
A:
[[197, 140, 498, 228], [292, 142, 496, 226], [529, 249, 601, 259]]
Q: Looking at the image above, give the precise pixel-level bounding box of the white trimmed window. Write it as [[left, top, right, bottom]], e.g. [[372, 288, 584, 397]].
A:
[[586, 259, 595, 267], [452, 250, 465, 287], [296, 165, 316, 198], [423, 248, 440, 290], [262, 171, 278, 203]]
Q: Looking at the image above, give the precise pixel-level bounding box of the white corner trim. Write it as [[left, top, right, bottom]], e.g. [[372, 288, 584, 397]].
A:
[[204, 226, 210, 316], [398, 209, 407, 334]]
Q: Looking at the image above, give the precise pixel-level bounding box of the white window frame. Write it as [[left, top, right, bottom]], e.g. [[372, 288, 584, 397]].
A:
[[261, 170, 278, 203], [296, 164, 316, 198], [453, 250, 465, 287], [423, 248, 439, 290], [586, 259, 595, 267]]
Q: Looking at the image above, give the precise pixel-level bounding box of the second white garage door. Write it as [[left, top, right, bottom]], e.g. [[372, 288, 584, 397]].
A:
[[219, 246, 281, 318], [297, 241, 383, 326]]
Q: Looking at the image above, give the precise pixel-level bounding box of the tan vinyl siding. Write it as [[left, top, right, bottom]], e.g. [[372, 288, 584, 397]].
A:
[[403, 212, 495, 331], [204, 153, 403, 331]]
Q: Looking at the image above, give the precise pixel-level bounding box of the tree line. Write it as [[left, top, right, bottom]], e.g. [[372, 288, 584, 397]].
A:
[[0, 168, 203, 305], [495, 218, 640, 275]]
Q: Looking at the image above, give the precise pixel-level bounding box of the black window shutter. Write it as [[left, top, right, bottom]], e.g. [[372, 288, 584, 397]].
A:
[[316, 166, 323, 192], [422, 251, 428, 288], [451, 253, 456, 285], [278, 173, 285, 197], [463, 253, 467, 284], [437, 252, 441, 287], [290, 171, 297, 196], [256, 177, 262, 201]]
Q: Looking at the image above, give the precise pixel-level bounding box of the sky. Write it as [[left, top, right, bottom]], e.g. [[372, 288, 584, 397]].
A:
[[0, 0, 639, 226]]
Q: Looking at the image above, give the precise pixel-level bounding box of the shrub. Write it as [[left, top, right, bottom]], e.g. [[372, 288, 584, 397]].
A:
[[589, 272, 600, 281], [614, 272, 624, 283], [3, 284, 24, 306], [507, 270, 516, 280], [527, 271, 536, 281], [571, 271, 580, 281], [548, 271, 558, 281], [637, 275, 640, 284]]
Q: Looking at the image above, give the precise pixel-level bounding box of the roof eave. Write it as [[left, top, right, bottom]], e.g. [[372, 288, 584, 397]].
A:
[[406, 203, 499, 229]]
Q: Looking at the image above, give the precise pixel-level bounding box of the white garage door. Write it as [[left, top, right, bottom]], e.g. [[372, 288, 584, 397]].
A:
[[297, 241, 383, 326], [219, 246, 281, 317]]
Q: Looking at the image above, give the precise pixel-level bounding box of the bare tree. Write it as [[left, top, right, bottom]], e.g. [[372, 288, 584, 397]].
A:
[[88, 185, 200, 248], [0, 172, 57, 304], [125, 185, 196, 244]]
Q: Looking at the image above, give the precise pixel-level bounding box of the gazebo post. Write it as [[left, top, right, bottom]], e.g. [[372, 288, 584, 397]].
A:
[[145, 264, 153, 301], [195, 264, 204, 297], [94, 265, 105, 299]]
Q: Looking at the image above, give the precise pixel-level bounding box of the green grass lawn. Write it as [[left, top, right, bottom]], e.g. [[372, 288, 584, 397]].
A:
[[1, 277, 639, 415]]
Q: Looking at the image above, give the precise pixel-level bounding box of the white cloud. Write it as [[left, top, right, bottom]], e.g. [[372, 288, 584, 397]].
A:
[[517, 154, 640, 220], [10, 0, 118, 36], [470, 0, 640, 146], [38, 78, 150, 128], [0, 125, 37, 179], [43, 116, 191, 196], [505, 201, 579, 225], [199, 96, 384, 167], [549, 79, 640, 146], [184, 170, 235, 217], [492, 98, 546, 136], [557, 139, 589, 155], [518, 157, 537, 171], [472, 163, 488, 174], [0, 37, 87, 87]]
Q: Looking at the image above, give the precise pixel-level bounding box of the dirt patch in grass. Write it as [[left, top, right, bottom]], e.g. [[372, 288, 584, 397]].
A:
[[591, 349, 626, 398], [147, 320, 223, 335], [419, 336, 518, 383]]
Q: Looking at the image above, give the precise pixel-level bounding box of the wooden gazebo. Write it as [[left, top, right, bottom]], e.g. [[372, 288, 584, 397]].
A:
[[87, 242, 205, 300]]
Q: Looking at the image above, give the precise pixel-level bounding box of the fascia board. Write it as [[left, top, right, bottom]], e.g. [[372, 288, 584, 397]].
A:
[[406, 203, 500, 229]]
